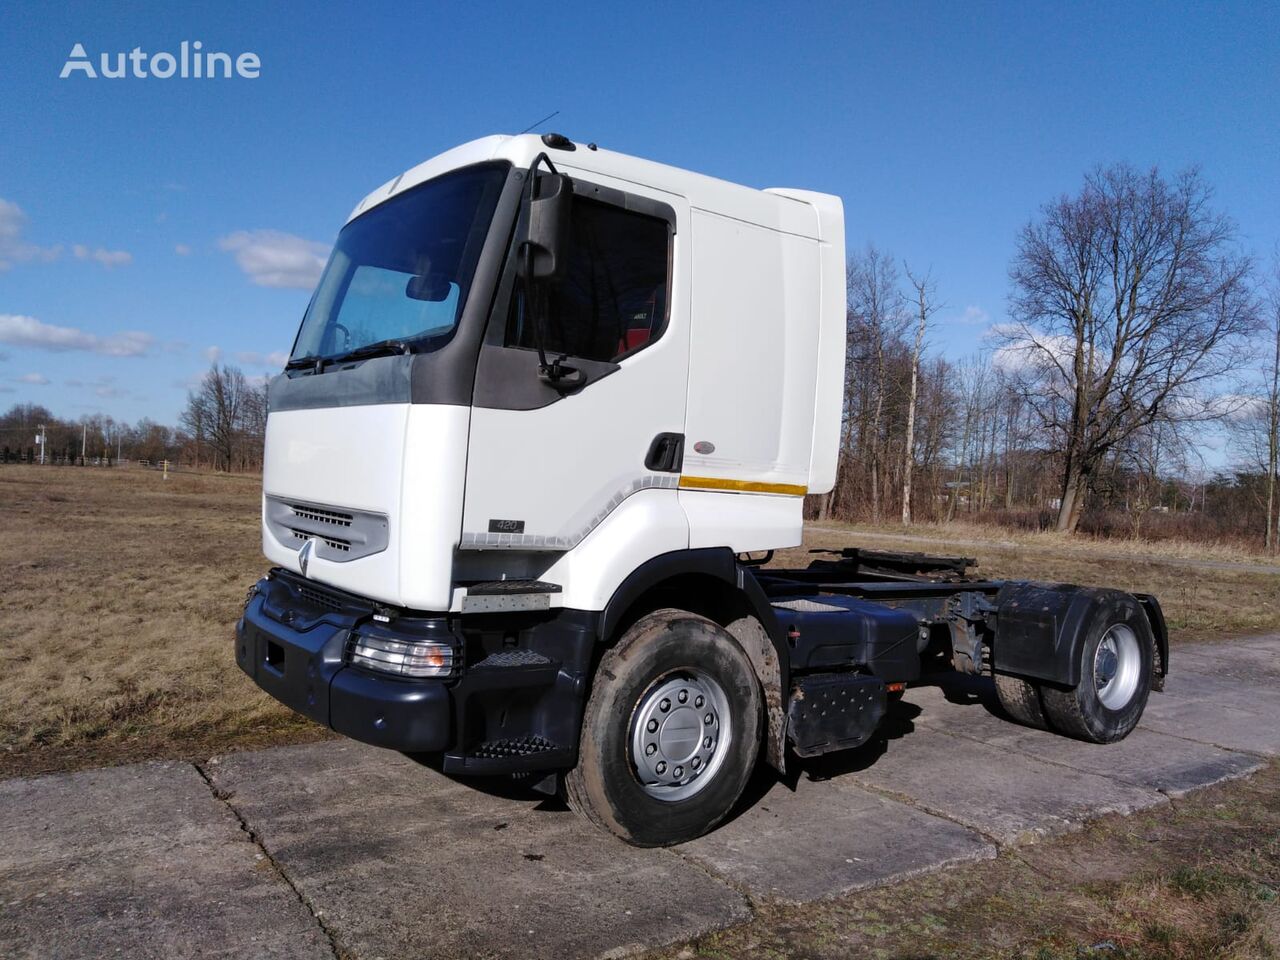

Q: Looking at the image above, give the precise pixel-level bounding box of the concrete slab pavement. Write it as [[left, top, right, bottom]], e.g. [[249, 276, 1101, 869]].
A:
[[678, 774, 994, 904], [1, 635, 1276, 959], [204, 741, 750, 960], [0, 762, 332, 960], [904, 678, 1266, 796]]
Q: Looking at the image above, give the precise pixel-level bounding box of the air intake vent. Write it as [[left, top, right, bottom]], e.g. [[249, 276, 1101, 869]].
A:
[[288, 503, 353, 528], [296, 582, 345, 612], [287, 527, 351, 553], [265, 496, 389, 564]]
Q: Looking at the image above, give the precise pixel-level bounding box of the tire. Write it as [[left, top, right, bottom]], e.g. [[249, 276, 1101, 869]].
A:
[[994, 673, 1048, 729], [1040, 594, 1154, 743], [565, 609, 762, 847]]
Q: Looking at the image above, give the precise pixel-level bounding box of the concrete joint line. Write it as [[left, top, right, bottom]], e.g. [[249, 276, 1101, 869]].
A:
[[669, 846, 764, 912], [845, 778, 1007, 850], [1143, 726, 1271, 760], [192, 761, 343, 960], [924, 722, 1179, 801]]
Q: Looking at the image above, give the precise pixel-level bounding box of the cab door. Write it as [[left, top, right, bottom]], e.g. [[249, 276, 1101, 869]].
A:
[[461, 175, 689, 574]]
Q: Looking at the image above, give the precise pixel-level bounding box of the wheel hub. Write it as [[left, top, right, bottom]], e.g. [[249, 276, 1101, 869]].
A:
[[1093, 624, 1141, 710], [630, 671, 731, 802]]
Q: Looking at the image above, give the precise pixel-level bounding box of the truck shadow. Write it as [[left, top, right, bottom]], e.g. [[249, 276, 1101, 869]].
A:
[[721, 671, 1014, 831], [408, 672, 1017, 826]]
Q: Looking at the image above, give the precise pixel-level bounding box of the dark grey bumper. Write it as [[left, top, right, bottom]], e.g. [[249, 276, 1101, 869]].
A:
[[235, 580, 452, 753]]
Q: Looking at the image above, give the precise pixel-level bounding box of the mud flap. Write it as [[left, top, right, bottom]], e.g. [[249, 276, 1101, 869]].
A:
[[786, 673, 886, 758]]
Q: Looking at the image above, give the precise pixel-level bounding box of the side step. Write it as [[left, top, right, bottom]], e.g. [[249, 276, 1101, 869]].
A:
[[461, 579, 562, 614], [443, 736, 574, 775], [787, 672, 886, 758]]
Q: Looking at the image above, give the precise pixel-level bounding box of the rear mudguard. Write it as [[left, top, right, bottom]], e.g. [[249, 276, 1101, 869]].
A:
[[993, 582, 1168, 690]]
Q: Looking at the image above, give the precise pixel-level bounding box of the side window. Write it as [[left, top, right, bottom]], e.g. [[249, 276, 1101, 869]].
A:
[[509, 196, 670, 363]]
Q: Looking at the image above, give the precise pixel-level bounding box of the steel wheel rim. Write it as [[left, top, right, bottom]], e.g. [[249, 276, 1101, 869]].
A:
[[628, 669, 732, 802], [1094, 623, 1141, 710]]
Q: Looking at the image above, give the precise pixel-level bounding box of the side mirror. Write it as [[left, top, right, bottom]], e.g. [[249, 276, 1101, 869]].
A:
[[520, 173, 573, 281]]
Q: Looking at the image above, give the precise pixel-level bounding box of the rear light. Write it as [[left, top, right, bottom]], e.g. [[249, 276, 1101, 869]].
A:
[[349, 634, 455, 678]]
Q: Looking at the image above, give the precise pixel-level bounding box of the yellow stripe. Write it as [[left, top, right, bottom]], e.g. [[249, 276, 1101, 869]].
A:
[[678, 475, 808, 497]]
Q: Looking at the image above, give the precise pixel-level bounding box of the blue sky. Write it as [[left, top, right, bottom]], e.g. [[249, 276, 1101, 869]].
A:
[[1, 0, 1277, 428]]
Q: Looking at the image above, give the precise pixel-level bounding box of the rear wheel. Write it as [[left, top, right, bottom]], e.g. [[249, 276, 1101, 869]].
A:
[[994, 673, 1048, 729], [1040, 596, 1154, 743], [565, 609, 762, 846]]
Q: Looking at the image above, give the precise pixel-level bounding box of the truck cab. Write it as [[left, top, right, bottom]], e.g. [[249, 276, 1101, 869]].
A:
[[237, 134, 1165, 846]]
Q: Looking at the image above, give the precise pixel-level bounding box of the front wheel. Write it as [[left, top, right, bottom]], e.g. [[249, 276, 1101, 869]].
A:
[[565, 609, 762, 846], [1040, 595, 1155, 743]]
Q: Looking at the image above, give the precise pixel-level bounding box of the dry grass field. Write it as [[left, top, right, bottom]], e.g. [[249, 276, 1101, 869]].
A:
[[2, 464, 1278, 779], [0, 465, 327, 778]]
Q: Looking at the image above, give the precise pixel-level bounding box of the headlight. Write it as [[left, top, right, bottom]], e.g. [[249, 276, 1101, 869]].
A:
[[349, 634, 454, 678]]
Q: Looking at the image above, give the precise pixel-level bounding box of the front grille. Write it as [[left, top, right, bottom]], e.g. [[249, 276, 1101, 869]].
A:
[[265, 496, 388, 563], [296, 582, 345, 612], [289, 503, 353, 528], [287, 526, 351, 553]]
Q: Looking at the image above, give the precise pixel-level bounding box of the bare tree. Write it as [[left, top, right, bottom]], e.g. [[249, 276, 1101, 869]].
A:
[[183, 364, 254, 472], [901, 265, 940, 524], [1005, 164, 1257, 533], [1267, 286, 1280, 552], [846, 245, 907, 522], [1255, 260, 1280, 552]]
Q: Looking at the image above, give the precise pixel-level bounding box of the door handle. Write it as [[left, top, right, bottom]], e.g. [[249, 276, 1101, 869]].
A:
[[645, 433, 684, 473]]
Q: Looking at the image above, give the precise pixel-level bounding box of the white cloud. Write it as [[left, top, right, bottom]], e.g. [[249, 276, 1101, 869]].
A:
[[174, 243, 192, 256], [0, 198, 62, 270], [17, 372, 49, 385], [986, 322, 1076, 375], [203, 345, 223, 363], [236, 349, 290, 368], [94, 382, 129, 399], [957, 305, 989, 325], [73, 244, 133, 268], [219, 229, 328, 289], [0, 314, 154, 357]]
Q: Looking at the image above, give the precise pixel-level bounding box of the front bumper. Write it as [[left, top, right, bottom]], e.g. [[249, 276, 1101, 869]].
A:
[[235, 574, 453, 753], [235, 570, 594, 772]]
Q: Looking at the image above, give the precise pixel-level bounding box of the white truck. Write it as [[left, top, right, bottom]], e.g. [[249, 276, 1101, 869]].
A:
[[236, 133, 1167, 846]]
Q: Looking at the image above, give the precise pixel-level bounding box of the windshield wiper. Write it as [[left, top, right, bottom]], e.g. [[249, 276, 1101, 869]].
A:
[[285, 354, 324, 372], [285, 339, 411, 375], [330, 338, 412, 365]]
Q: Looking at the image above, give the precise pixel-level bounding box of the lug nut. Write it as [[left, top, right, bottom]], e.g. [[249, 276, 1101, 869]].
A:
[[704, 737, 712, 748], [647, 719, 658, 733], [645, 743, 656, 756], [704, 713, 714, 724], [660, 698, 670, 712], [673, 766, 684, 778], [678, 689, 688, 703], [691, 757, 701, 769], [656, 761, 667, 775], [694, 695, 704, 708]]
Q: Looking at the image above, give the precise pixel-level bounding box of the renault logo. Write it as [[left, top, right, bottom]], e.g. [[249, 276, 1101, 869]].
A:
[[298, 538, 314, 578]]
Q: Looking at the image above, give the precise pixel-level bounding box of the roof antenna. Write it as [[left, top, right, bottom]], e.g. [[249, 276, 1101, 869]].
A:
[[517, 110, 560, 135]]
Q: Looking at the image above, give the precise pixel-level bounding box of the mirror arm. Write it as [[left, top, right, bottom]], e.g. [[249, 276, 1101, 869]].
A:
[[520, 152, 572, 384]]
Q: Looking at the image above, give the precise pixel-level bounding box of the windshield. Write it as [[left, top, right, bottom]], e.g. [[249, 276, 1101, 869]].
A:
[[291, 163, 507, 362]]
